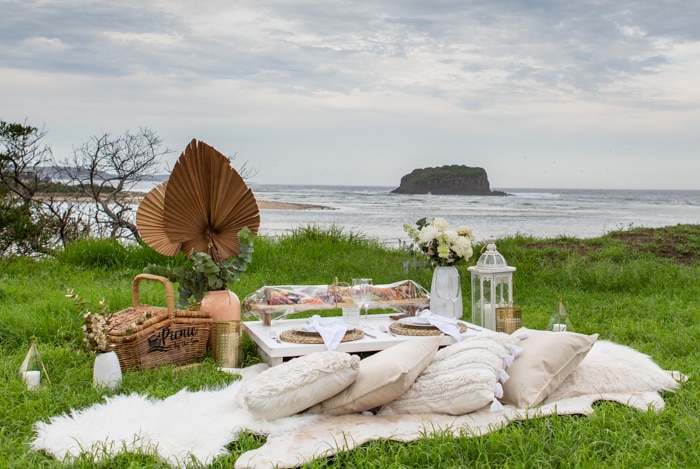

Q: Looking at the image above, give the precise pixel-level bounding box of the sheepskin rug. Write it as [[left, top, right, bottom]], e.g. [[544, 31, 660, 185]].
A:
[[31, 342, 683, 469]]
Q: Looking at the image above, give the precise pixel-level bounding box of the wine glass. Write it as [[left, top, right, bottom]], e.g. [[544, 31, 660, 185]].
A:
[[349, 279, 366, 325], [448, 270, 461, 318], [351, 278, 373, 327]]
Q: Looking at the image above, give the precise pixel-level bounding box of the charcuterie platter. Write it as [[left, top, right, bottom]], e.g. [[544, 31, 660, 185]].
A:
[[243, 280, 430, 325]]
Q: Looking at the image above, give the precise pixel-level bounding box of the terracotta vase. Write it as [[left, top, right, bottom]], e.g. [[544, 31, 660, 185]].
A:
[[200, 290, 241, 349]]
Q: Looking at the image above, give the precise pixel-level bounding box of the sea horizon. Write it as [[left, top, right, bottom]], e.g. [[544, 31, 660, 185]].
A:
[[241, 184, 700, 246], [249, 181, 700, 192], [142, 174, 699, 193]]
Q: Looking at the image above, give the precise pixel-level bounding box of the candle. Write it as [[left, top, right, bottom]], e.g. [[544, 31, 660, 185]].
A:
[[23, 370, 41, 390], [552, 323, 567, 332], [483, 303, 496, 331]]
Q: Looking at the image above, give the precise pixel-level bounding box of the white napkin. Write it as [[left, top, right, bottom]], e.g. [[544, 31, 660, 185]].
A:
[[418, 310, 463, 342], [306, 315, 348, 350]]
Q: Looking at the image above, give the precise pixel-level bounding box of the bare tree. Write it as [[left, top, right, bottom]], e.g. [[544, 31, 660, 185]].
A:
[[2, 122, 255, 254], [226, 153, 258, 181], [57, 127, 170, 240], [0, 119, 67, 255], [0, 120, 52, 204], [42, 198, 94, 246]]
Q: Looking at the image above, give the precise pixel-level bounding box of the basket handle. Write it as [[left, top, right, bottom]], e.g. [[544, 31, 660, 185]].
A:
[[132, 274, 176, 314]]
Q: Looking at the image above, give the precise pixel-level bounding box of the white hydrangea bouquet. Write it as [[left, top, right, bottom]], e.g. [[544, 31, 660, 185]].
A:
[[403, 217, 475, 266]]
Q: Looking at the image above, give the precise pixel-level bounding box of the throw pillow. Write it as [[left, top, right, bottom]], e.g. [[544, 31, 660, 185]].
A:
[[545, 339, 681, 402], [379, 331, 518, 416], [309, 336, 442, 415], [502, 327, 598, 408], [238, 351, 360, 420]]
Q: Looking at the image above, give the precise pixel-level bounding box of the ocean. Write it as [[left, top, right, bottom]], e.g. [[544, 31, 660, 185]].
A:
[[248, 184, 700, 246]]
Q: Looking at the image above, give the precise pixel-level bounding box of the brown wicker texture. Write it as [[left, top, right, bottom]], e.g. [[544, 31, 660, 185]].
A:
[[107, 274, 213, 370], [279, 328, 365, 344], [388, 321, 468, 336]]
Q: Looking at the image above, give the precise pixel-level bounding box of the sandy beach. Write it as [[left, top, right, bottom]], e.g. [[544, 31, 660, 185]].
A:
[[35, 194, 332, 211], [257, 200, 332, 210]]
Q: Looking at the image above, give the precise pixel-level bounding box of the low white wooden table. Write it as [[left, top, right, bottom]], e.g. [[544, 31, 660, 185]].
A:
[[243, 313, 482, 366]]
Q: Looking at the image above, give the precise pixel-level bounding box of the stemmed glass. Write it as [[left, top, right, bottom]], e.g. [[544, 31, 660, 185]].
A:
[[351, 278, 373, 327], [448, 270, 461, 317]]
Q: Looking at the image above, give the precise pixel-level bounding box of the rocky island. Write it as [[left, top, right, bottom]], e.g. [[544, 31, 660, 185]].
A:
[[391, 165, 507, 196]]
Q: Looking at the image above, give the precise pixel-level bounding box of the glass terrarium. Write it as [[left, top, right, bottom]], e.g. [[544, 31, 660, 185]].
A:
[[18, 343, 50, 390], [547, 300, 575, 332]]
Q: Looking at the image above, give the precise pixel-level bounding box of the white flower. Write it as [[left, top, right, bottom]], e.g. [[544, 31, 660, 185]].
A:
[[419, 225, 439, 244], [444, 229, 459, 243], [457, 225, 472, 237], [403, 217, 475, 266], [451, 236, 473, 259], [431, 217, 449, 231]]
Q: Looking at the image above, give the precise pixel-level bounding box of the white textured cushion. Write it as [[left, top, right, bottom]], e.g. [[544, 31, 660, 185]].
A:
[[545, 339, 680, 402], [309, 336, 441, 415], [238, 351, 360, 420], [502, 327, 598, 408], [379, 331, 518, 416]]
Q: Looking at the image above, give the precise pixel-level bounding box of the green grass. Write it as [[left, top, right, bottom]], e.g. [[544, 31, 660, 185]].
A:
[[1, 224, 699, 468]]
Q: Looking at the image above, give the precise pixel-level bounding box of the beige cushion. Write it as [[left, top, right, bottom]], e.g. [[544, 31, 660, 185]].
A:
[[545, 339, 680, 402], [379, 331, 517, 416], [309, 336, 442, 415], [502, 327, 598, 408], [238, 351, 360, 420]]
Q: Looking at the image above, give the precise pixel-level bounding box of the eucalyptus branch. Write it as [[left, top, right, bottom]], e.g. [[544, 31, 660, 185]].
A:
[[144, 227, 255, 308]]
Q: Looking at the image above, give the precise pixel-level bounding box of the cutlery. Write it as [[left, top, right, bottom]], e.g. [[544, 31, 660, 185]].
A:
[[362, 329, 377, 338], [270, 330, 282, 343], [380, 325, 396, 336]]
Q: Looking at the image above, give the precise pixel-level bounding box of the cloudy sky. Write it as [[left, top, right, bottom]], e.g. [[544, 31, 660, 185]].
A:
[[2, 1, 699, 190]]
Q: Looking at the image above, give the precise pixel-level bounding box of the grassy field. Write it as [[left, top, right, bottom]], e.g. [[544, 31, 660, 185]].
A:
[[1, 224, 699, 468]]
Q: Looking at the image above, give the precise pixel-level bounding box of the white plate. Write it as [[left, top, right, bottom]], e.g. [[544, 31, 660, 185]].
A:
[[398, 317, 436, 328], [292, 327, 320, 335]]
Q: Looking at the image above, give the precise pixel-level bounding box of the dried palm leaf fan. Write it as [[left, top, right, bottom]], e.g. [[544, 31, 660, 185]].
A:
[[136, 181, 182, 257], [136, 139, 260, 261]]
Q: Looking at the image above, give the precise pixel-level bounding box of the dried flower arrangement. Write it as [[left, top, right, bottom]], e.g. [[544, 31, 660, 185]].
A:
[[68, 289, 164, 354], [66, 290, 112, 353]]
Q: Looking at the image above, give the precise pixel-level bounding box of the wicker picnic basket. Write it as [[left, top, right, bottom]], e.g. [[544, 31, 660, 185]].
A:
[[107, 274, 213, 370]]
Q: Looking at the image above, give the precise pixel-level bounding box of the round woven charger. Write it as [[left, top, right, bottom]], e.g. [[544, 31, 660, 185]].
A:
[[279, 328, 364, 344], [388, 321, 468, 336]]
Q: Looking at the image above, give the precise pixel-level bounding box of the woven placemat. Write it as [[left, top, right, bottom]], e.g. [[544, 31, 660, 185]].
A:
[[388, 321, 468, 336], [279, 328, 364, 344]]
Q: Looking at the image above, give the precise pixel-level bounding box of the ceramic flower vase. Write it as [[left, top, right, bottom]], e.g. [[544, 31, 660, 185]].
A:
[[430, 265, 463, 319], [93, 351, 122, 390], [200, 290, 241, 346]]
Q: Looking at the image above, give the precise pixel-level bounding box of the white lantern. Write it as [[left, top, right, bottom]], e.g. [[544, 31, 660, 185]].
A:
[[467, 237, 516, 330]]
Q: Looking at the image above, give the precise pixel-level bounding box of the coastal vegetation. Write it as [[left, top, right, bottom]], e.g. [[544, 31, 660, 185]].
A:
[[1, 223, 699, 467], [1, 119, 169, 254], [1, 118, 258, 257]]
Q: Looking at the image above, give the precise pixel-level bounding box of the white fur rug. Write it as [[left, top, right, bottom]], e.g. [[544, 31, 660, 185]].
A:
[[32, 348, 680, 469], [30, 383, 670, 469], [235, 391, 665, 469]]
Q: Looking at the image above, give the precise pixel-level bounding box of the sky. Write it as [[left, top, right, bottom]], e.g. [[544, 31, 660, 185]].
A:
[[1, 1, 699, 190]]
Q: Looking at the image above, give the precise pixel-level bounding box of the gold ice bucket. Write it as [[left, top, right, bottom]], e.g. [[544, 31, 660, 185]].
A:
[[495, 306, 522, 334], [212, 321, 243, 368]]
